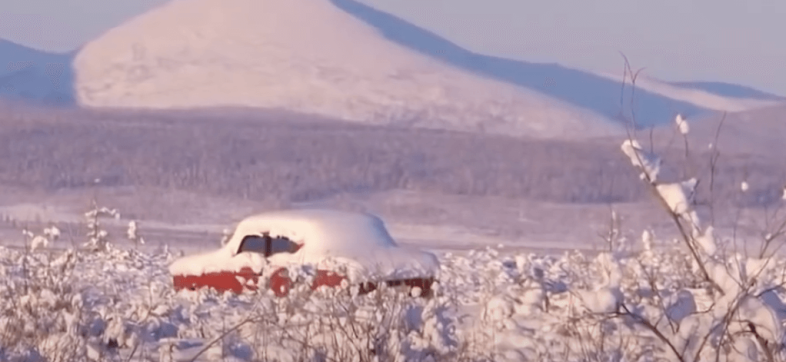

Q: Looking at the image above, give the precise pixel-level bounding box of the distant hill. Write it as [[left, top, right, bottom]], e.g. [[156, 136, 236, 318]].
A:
[[332, 0, 784, 126], [667, 81, 785, 101], [0, 39, 76, 106], [655, 104, 786, 158]]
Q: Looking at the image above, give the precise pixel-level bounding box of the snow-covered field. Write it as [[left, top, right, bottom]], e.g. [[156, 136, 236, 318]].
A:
[[4, 119, 786, 362], [3, 206, 786, 361]]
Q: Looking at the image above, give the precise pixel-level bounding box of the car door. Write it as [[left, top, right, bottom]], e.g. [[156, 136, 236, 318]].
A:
[[234, 233, 303, 295]]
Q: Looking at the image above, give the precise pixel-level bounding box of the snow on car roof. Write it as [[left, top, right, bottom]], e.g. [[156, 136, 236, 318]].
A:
[[169, 208, 439, 279], [226, 209, 398, 254]]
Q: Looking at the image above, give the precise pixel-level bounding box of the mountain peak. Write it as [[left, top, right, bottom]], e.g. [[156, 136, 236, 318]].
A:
[[72, 0, 622, 139]]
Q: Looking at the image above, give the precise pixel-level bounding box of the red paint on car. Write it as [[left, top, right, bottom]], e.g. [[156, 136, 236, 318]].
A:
[[269, 267, 293, 297], [311, 270, 346, 290], [173, 266, 259, 294], [174, 267, 434, 298]]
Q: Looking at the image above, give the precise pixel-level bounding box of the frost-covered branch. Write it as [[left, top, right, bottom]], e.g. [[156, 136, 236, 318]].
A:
[[83, 198, 120, 252]]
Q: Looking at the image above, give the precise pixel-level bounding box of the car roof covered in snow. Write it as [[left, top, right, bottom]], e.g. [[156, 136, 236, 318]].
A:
[[169, 209, 439, 279], [226, 209, 398, 254]]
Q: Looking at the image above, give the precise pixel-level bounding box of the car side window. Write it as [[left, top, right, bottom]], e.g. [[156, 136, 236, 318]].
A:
[[269, 236, 301, 256], [237, 234, 269, 254], [237, 233, 301, 257]]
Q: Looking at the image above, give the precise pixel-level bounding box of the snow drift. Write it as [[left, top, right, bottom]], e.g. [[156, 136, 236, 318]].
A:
[[72, 0, 622, 139]]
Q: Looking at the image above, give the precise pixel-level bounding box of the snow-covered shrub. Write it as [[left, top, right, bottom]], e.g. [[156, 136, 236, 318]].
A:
[[160, 263, 458, 362], [0, 240, 182, 362], [22, 224, 60, 252], [552, 64, 786, 361], [127, 220, 145, 248], [83, 198, 120, 252], [3, 199, 786, 361], [446, 70, 786, 361]]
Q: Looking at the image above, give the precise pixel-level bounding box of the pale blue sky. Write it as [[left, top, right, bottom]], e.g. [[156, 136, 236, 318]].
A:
[[2, 0, 784, 95]]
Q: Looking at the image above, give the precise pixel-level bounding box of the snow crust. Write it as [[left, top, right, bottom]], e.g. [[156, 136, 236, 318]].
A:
[[72, 0, 622, 139], [168, 209, 439, 281]]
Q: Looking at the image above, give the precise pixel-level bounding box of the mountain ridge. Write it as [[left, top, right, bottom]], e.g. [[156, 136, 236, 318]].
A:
[[0, 0, 781, 132], [0, 39, 76, 106], [71, 0, 623, 139]]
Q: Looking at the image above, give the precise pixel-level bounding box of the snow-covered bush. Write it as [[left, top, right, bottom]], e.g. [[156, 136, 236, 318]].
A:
[[127, 221, 145, 249], [222, 276, 459, 362], [83, 199, 120, 252], [22, 224, 60, 252], [2, 190, 786, 361], [533, 63, 786, 362]]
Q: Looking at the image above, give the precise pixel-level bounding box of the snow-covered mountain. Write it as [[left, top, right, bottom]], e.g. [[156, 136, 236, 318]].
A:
[[72, 0, 624, 139], [3, 0, 782, 135], [0, 39, 75, 106], [331, 0, 784, 126]]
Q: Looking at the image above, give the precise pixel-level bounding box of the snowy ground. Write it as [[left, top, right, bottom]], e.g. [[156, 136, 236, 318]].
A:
[[0, 180, 778, 260], [3, 194, 786, 361], [3, 153, 786, 361], [0, 187, 769, 255]]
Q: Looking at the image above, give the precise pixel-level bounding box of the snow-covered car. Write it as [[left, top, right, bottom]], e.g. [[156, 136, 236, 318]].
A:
[[169, 209, 439, 297]]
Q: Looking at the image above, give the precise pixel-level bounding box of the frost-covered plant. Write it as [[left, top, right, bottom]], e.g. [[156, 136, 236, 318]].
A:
[[0, 246, 86, 362], [0, 239, 183, 362], [4, 215, 786, 362], [22, 224, 60, 252], [127, 220, 145, 249], [454, 61, 786, 362], [83, 198, 120, 252], [577, 59, 786, 362]]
